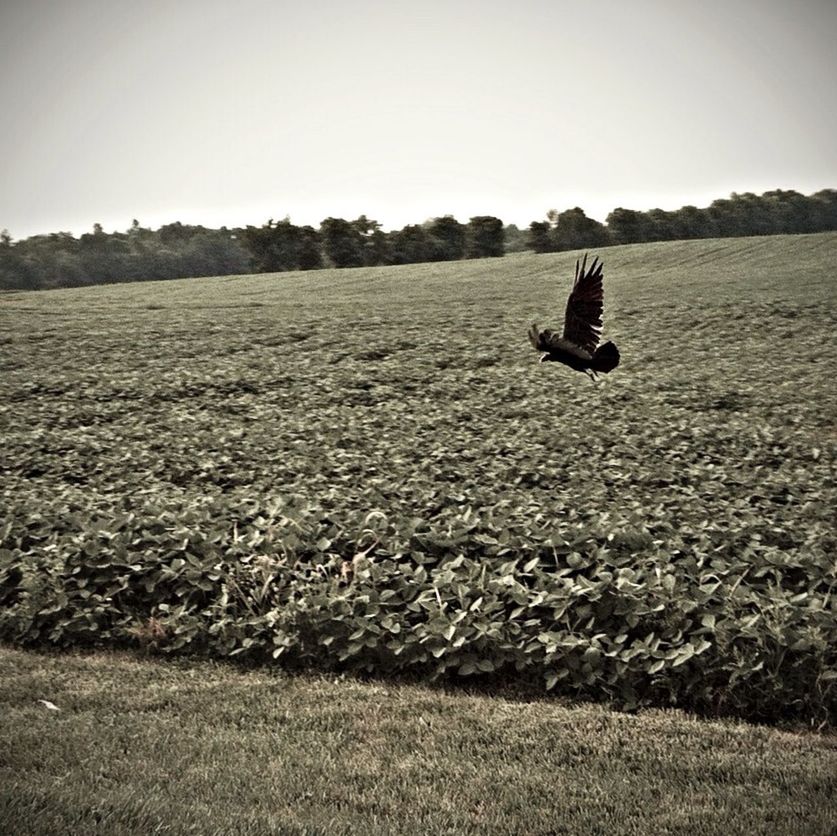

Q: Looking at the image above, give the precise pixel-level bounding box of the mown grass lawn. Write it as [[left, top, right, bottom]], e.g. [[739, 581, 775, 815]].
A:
[[1, 645, 834, 836]]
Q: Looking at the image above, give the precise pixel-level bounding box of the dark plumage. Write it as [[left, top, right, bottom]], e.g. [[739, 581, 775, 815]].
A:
[[529, 254, 620, 381]]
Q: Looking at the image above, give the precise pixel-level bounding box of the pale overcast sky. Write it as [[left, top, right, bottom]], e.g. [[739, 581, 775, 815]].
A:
[[1, 0, 836, 238]]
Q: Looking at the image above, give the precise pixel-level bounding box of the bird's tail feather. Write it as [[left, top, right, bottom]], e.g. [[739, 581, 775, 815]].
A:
[[590, 341, 620, 373]]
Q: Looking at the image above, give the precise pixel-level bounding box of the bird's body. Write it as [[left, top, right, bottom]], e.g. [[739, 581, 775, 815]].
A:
[[529, 254, 620, 381]]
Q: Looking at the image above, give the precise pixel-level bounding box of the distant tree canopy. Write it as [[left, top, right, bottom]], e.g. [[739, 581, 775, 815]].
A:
[[390, 224, 433, 265], [530, 208, 609, 253], [245, 218, 323, 273], [428, 215, 466, 261], [502, 223, 528, 254], [465, 216, 505, 258], [2, 188, 835, 290], [320, 217, 366, 268], [0, 222, 251, 290], [602, 189, 837, 247], [523, 189, 837, 253]]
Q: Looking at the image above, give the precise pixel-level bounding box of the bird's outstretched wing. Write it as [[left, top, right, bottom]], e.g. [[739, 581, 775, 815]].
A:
[[562, 254, 604, 355]]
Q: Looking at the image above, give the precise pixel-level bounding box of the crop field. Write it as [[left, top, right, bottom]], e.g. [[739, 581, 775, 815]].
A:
[[1, 232, 836, 724]]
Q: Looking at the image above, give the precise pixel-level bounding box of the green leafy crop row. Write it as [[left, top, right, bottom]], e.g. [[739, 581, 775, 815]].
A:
[[2, 495, 834, 725]]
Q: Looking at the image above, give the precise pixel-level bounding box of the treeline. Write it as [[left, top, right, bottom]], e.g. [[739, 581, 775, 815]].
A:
[[245, 215, 507, 273], [2, 188, 835, 290], [0, 221, 252, 291], [531, 188, 837, 253], [0, 216, 511, 291]]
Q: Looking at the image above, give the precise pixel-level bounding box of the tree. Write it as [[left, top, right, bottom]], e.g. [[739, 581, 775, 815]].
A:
[[0, 231, 38, 290], [159, 221, 204, 247], [181, 231, 250, 277], [645, 209, 676, 241], [810, 189, 837, 232], [728, 193, 774, 236], [297, 226, 324, 270], [390, 224, 433, 264], [503, 224, 528, 253], [77, 224, 132, 284], [465, 216, 504, 258], [245, 219, 302, 272], [320, 217, 365, 268], [528, 221, 551, 253], [551, 208, 610, 251], [244, 219, 323, 273], [351, 215, 388, 266], [125, 220, 155, 267], [669, 205, 715, 239], [606, 208, 649, 244], [427, 215, 466, 261], [762, 189, 815, 234]]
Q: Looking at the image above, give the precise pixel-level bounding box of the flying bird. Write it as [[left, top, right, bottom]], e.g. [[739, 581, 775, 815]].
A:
[[528, 254, 620, 381]]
